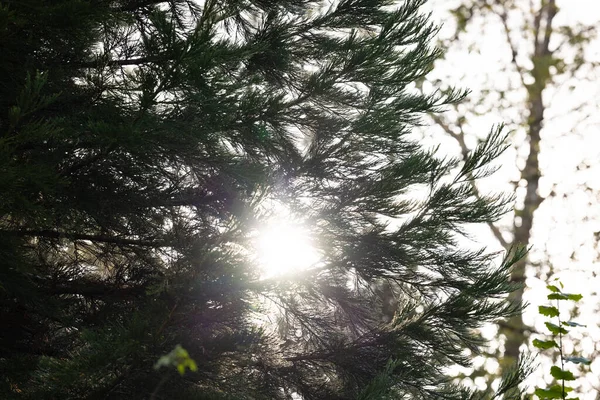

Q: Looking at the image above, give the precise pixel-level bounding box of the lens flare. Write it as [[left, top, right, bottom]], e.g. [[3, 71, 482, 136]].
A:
[[256, 219, 320, 278]]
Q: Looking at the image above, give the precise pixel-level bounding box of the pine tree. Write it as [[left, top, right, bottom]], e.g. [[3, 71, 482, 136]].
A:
[[1, 0, 528, 398]]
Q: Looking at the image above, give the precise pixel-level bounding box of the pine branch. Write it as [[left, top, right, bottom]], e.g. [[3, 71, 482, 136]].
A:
[[3, 229, 165, 247], [45, 281, 144, 298], [430, 113, 509, 249], [116, 0, 168, 12], [76, 55, 166, 69]]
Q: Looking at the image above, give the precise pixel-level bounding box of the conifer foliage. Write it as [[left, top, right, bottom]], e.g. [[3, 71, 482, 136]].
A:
[[1, 0, 527, 398]]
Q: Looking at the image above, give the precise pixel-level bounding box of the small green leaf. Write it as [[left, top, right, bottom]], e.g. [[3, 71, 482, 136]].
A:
[[547, 289, 582, 301], [535, 385, 567, 399], [565, 356, 591, 365], [548, 293, 569, 300], [546, 285, 560, 293], [154, 345, 198, 376], [562, 321, 586, 327], [550, 366, 575, 381], [533, 339, 559, 350], [545, 322, 568, 335], [188, 359, 198, 372], [565, 293, 583, 302], [538, 305, 559, 317]]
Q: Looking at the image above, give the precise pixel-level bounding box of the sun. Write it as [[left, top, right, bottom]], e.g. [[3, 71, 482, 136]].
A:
[[255, 218, 321, 278]]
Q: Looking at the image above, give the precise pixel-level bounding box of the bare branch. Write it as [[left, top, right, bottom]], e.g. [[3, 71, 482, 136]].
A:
[[493, 5, 528, 88], [541, 0, 558, 54]]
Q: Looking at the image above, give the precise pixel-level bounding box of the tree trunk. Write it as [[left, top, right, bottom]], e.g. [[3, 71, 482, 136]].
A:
[[501, 0, 555, 393]]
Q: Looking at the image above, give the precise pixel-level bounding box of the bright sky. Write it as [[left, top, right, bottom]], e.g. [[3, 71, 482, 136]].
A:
[[420, 0, 600, 397]]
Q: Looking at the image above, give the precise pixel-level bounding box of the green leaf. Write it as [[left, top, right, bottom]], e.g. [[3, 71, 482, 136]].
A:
[[548, 293, 569, 300], [565, 293, 583, 302], [535, 385, 574, 399], [565, 356, 591, 365], [154, 345, 198, 375], [548, 292, 583, 302], [538, 305, 559, 317], [546, 285, 560, 293], [535, 385, 569, 399], [545, 322, 568, 335], [550, 366, 575, 381], [532, 339, 559, 350], [188, 360, 198, 372], [562, 321, 586, 327]]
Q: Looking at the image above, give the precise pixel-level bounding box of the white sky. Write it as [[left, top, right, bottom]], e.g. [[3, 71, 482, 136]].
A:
[[421, 0, 600, 397]]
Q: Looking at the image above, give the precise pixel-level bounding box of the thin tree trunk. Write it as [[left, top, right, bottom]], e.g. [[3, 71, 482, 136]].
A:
[[501, 0, 556, 391]]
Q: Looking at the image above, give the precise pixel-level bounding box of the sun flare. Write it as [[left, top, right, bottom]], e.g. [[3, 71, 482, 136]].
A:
[[255, 219, 320, 278]]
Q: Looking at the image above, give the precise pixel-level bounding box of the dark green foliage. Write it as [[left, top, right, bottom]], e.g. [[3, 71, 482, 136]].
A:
[[1, 0, 527, 398]]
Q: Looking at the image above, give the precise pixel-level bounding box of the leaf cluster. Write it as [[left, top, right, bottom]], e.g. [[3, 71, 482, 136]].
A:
[[533, 281, 591, 400]]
